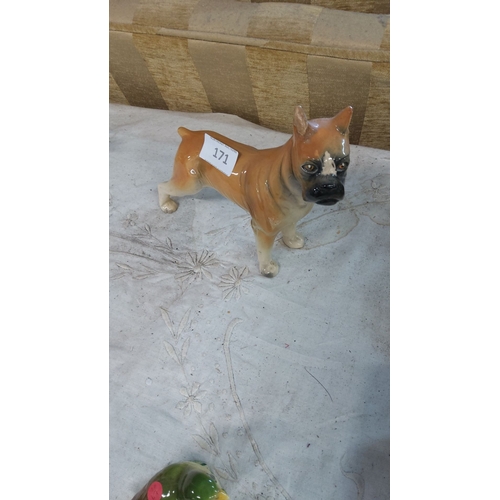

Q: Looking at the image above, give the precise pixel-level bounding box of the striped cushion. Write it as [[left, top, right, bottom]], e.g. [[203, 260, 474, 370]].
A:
[[243, 0, 389, 15], [109, 0, 390, 150]]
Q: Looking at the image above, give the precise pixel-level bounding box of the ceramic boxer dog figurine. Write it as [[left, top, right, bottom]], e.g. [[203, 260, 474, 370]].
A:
[[158, 105, 353, 277]]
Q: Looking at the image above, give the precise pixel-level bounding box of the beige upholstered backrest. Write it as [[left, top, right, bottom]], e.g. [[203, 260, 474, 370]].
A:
[[110, 0, 390, 149]]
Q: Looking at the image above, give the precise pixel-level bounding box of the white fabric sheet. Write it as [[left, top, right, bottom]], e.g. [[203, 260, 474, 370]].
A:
[[109, 103, 390, 500]]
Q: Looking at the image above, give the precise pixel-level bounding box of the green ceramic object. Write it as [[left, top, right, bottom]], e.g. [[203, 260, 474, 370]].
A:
[[132, 461, 229, 500]]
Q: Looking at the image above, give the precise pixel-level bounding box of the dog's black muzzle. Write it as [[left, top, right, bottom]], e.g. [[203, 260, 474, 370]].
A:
[[305, 177, 345, 205]]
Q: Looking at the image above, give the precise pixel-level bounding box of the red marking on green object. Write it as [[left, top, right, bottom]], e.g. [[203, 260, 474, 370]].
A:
[[147, 481, 162, 500]]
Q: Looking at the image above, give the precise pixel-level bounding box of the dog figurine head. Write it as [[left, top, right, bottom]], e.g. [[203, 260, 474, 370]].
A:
[[291, 106, 353, 206]]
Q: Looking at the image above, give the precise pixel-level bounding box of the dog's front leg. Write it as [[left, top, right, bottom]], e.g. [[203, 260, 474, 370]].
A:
[[281, 222, 305, 249], [251, 220, 279, 278]]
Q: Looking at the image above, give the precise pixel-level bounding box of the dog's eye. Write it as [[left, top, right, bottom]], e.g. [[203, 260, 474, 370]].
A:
[[337, 162, 348, 171], [302, 163, 318, 174]]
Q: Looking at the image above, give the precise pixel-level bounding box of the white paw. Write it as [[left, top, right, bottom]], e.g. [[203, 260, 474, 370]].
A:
[[260, 260, 279, 278], [282, 232, 305, 249], [160, 200, 179, 213]]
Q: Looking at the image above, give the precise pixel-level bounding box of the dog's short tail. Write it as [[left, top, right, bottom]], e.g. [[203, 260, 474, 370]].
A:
[[177, 126, 193, 138]]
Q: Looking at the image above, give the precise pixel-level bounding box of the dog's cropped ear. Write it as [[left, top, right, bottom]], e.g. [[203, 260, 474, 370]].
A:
[[333, 106, 353, 135], [293, 106, 309, 136]]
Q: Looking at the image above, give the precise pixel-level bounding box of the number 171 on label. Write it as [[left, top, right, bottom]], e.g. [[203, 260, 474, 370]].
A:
[[213, 147, 229, 165], [199, 134, 239, 177]]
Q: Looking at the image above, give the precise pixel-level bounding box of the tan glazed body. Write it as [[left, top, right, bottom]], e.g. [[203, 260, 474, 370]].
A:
[[159, 106, 353, 277]]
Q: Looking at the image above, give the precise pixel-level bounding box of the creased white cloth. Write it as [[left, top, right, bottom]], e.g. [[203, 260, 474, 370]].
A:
[[109, 104, 390, 500]]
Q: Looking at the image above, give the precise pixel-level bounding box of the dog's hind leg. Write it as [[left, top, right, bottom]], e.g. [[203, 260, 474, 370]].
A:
[[158, 167, 203, 214], [158, 181, 179, 213], [158, 180, 182, 213], [251, 220, 279, 278]]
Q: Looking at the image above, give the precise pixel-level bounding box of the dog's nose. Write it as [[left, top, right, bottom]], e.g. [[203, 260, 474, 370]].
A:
[[312, 182, 341, 196]]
